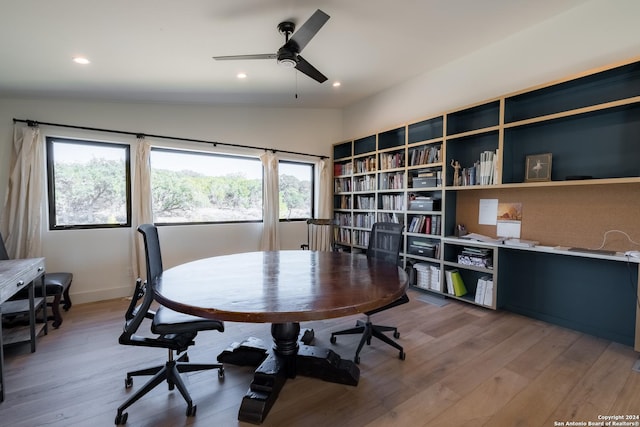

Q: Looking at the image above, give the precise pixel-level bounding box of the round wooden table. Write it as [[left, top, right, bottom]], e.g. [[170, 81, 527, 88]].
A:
[[154, 250, 408, 424]]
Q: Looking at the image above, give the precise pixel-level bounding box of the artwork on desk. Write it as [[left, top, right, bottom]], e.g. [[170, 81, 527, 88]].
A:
[[525, 153, 552, 182]]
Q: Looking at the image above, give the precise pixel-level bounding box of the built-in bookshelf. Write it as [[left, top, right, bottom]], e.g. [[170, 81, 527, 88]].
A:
[[332, 56, 640, 319]]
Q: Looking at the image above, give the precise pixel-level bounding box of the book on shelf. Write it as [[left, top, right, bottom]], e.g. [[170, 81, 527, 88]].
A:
[[409, 215, 438, 234], [430, 265, 442, 292], [445, 269, 467, 296], [377, 212, 401, 224], [414, 263, 435, 290], [458, 149, 499, 186], [483, 278, 494, 307], [444, 269, 455, 295], [409, 146, 441, 166], [430, 216, 441, 235], [474, 277, 487, 305], [450, 270, 468, 297]]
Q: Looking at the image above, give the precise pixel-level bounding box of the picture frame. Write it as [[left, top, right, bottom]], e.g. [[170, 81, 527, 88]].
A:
[[525, 153, 552, 182]]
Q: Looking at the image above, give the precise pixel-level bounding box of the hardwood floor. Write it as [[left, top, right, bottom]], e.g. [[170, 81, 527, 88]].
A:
[[2, 289, 640, 426]]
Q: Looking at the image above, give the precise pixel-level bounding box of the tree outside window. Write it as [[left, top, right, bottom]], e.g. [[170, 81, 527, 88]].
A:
[[46, 137, 131, 229]]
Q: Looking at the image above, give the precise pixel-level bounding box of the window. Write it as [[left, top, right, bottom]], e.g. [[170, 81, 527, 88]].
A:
[[150, 148, 263, 224], [46, 137, 131, 229], [279, 161, 314, 220]]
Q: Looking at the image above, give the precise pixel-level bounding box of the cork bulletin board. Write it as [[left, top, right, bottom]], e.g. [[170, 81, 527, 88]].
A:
[[453, 183, 640, 252]]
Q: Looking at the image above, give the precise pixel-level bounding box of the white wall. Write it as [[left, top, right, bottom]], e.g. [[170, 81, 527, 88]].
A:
[[0, 98, 341, 303], [342, 0, 640, 139], [1, 0, 639, 305]]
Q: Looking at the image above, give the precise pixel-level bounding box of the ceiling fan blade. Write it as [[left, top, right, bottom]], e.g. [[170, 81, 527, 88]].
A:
[[295, 55, 327, 83], [213, 54, 276, 61], [289, 9, 330, 53]]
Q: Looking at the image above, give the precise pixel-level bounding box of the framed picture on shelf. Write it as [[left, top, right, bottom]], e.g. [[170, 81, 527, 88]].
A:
[[525, 153, 552, 182]]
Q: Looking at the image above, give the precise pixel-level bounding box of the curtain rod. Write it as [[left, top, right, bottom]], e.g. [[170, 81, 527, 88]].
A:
[[12, 118, 328, 160]]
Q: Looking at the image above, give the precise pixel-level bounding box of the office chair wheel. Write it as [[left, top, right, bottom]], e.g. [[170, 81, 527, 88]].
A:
[[124, 377, 133, 388], [393, 331, 400, 339], [186, 404, 197, 417], [218, 367, 225, 379], [115, 412, 128, 425], [330, 335, 337, 344], [399, 350, 406, 360]]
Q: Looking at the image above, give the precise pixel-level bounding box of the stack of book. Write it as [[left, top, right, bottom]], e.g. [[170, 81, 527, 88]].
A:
[[457, 247, 492, 269], [354, 212, 375, 228], [334, 162, 353, 176], [353, 175, 375, 191], [407, 215, 441, 235], [444, 269, 467, 297], [379, 172, 404, 190], [474, 276, 494, 307], [379, 152, 405, 170], [380, 194, 404, 210], [408, 145, 441, 166], [354, 156, 376, 173], [413, 263, 442, 291], [377, 212, 401, 224], [356, 195, 374, 210], [459, 149, 499, 186]]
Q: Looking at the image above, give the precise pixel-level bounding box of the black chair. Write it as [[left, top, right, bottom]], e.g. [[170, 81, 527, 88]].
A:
[[0, 231, 72, 328], [115, 224, 225, 425], [330, 222, 409, 364]]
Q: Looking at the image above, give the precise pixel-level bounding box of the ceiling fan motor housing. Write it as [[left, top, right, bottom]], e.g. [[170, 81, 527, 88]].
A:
[[277, 46, 298, 67]]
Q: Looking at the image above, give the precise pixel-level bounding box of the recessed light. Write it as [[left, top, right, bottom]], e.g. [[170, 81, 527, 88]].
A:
[[332, 81, 341, 87], [237, 73, 247, 79], [72, 57, 90, 65]]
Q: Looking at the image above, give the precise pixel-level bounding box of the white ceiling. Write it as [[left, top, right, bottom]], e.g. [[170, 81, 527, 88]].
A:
[[0, 0, 591, 109]]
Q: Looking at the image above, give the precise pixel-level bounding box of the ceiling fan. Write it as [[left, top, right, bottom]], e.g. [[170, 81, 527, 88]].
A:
[[213, 9, 330, 83]]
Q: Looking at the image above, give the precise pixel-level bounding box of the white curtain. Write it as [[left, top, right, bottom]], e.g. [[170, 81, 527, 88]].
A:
[[317, 158, 332, 218], [131, 137, 153, 280], [260, 151, 280, 250], [0, 125, 45, 258], [309, 158, 333, 251]]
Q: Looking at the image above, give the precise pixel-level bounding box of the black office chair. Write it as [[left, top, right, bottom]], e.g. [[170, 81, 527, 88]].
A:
[[330, 222, 409, 364], [0, 231, 73, 328], [115, 224, 225, 425]]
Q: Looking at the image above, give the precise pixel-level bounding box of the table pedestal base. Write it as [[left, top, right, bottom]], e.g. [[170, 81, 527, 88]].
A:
[[218, 322, 360, 424]]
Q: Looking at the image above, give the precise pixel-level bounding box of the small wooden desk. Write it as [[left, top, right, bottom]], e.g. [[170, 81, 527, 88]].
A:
[[0, 258, 46, 402], [154, 250, 408, 424]]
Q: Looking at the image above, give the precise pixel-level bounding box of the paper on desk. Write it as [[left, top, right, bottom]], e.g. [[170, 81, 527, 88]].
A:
[[461, 233, 505, 244]]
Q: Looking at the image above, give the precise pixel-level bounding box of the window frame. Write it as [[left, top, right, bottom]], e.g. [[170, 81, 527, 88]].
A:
[[278, 160, 315, 222], [150, 147, 264, 226], [46, 136, 132, 230]]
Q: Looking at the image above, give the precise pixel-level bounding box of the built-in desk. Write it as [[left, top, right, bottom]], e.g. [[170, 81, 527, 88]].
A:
[[0, 258, 46, 402], [497, 246, 640, 348], [445, 238, 640, 351]]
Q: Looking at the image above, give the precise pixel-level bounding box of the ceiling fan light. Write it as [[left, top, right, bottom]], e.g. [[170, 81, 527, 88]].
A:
[[277, 57, 297, 68]]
